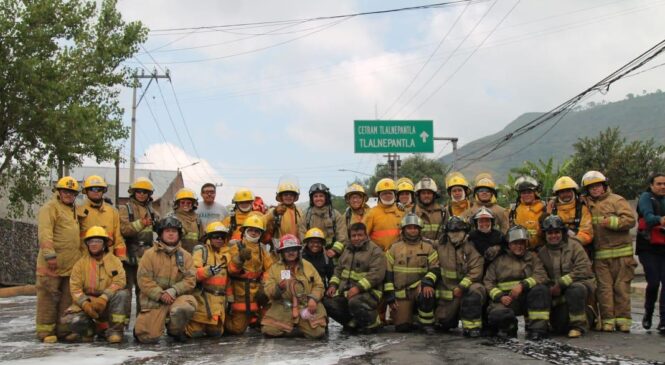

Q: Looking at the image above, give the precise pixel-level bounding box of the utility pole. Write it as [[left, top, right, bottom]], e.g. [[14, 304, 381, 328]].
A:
[[383, 153, 400, 180], [434, 137, 459, 169], [129, 69, 170, 183]]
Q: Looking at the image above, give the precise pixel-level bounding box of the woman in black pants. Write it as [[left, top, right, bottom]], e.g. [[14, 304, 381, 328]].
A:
[[636, 172, 665, 332]]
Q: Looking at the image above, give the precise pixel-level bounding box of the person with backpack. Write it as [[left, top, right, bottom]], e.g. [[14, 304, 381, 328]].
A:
[[546, 176, 594, 259], [299, 183, 347, 258], [414, 177, 447, 242], [636, 172, 665, 332], [223, 188, 259, 242], [509, 176, 546, 250], [172, 188, 204, 253]]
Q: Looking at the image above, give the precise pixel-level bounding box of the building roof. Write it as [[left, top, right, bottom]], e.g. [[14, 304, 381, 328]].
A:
[[63, 166, 178, 199]]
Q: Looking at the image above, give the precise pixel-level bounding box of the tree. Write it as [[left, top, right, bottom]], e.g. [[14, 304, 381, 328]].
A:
[[567, 127, 665, 199], [500, 157, 571, 204], [366, 154, 448, 196], [0, 0, 148, 217]]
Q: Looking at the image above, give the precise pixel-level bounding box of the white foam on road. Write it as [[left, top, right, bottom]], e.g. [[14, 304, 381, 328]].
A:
[[2, 347, 159, 365]]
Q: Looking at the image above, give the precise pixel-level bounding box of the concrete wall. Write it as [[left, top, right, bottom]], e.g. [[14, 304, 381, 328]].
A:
[[0, 219, 37, 285]]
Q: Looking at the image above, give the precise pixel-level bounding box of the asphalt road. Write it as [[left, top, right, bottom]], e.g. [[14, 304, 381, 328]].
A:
[[0, 295, 663, 365]]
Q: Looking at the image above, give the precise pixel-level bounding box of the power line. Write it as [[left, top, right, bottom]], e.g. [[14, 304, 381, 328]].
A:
[[380, 1, 473, 119], [405, 0, 522, 118], [388, 0, 500, 119], [455, 37, 665, 169], [148, 1, 482, 33], [143, 98, 183, 168]]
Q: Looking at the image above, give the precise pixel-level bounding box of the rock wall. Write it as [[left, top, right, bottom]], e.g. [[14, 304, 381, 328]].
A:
[[0, 219, 37, 285]]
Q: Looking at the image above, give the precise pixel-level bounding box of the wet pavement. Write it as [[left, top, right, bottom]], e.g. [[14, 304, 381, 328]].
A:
[[1, 295, 663, 365]]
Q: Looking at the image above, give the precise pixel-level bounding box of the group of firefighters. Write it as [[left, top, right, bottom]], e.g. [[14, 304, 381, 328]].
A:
[[34, 168, 663, 344]]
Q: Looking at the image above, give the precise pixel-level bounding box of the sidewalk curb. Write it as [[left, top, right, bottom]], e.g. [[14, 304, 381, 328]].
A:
[[0, 285, 36, 298]]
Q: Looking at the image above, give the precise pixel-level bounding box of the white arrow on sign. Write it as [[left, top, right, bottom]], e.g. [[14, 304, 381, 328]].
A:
[[420, 131, 429, 143]]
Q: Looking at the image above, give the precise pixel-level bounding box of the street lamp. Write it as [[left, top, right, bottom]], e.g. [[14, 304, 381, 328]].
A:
[[338, 169, 372, 177], [177, 161, 200, 172]]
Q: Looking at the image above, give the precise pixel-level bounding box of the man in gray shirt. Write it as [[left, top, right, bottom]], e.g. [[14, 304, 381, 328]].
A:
[[197, 183, 229, 227]]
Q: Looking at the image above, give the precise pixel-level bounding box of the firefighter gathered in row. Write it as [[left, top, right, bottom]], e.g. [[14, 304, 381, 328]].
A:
[[462, 173, 510, 234], [134, 216, 197, 343], [225, 215, 273, 335], [35, 168, 644, 343], [185, 222, 232, 338], [343, 184, 370, 229], [119, 177, 159, 318], [485, 226, 551, 340], [324, 223, 386, 333], [509, 176, 546, 250], [384, 213, 439, 333], [415, 177, 447, 241], [582, 171, 637, 332], [433, 217, 485, 337], [302, 228, 334, 289], [172, 188, 204, 253], [77, 175, 127, 261], [538, 215, 595, 338], [62, 226, 128, 343], [261, 234, 327, 339], [299, 183, 347, 258]]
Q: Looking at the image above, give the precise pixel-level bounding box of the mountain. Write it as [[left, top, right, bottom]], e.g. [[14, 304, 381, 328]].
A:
[[440, 91, 665, 182]]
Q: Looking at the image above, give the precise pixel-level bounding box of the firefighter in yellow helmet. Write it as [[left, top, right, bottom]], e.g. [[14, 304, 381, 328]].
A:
[[414, 177, 447, 241], [445, 172, 472, 217], [299, 183, 348, 259], [62, 226, 128, 343], [546, 176, 594, 256], [134, 216, 197, 343], [225, 214, 274, 335], [172, 187, 204, 253], [433, 217, 485, 337], [77, 175, 127, 261], [509, 176, 546, 250], [185, 222, 232, 338], [384, 213, 439, 333], [264, 181, 303, 254], [302, 228, 334, 289], [461, 173, 510, 234], [261, 234, 327, 339], [396, 178, 416, 213], [223, 188, 258, 242], [36, 176, 82, 343], [363, 178, 405, 251], [581, 170, 636, 332], [119, 177, 159, 317], [343, 183, 370, 232]]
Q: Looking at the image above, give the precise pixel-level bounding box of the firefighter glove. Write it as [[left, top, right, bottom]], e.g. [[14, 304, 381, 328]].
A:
[[91, 296, 108, 313], [82, 300, 99, 319]]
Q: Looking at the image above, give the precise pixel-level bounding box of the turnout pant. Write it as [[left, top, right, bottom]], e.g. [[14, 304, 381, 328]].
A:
[[550, 282, 592, 334], [323, 292, 380, 330], [123, 262, 141, 321], [391, 287, 436, 331], [594, 256, 636, 327], [435, 283, 486, 331], [186, 319, 224, 338], [488, 284, 551, 334], [62, 290, 129, 340], [261, 317, 326, 339], [35, 275, 72, 340], [134, 295, 197, 343]]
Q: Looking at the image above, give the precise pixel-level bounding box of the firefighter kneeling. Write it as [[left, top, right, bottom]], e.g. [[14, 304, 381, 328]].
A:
[[538, 215, 595, 338], [185, 222, 233, 338], [433, 217, 485, 337], [384, 213, 439, 333], [324, 223, 386, 333], [261, 234, 327, 339], [62, 226, 128, 343], [485, 226, 551, 340], [134, 217, 197, 343]]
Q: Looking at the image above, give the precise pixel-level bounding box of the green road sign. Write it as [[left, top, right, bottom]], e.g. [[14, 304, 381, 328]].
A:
[[354, 120, 434, 153]]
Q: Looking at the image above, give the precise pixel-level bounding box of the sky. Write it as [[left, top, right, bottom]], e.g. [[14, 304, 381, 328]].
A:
[[111, 0, 665, 204]]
